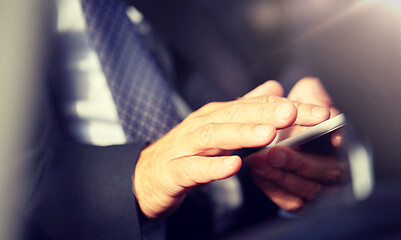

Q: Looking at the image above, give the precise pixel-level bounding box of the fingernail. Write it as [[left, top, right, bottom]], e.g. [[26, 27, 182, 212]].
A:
[[254, 125, 275, 139], [274, 103, 294, 121], [312, 106, 330, 118], [269, 151, 286, 167]]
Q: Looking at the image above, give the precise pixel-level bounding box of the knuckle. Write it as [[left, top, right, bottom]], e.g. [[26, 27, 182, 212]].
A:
[[275, 171, 288, 186], [182, 160, 195, 183], [186, 111, 199, 120], [204, 101, 220, 110], [222, 104, 240, 121], [199, 123, 216, 147], [196, 102, 220, 116], [322, 165, 343, 184], [255, 105, 267, 120]]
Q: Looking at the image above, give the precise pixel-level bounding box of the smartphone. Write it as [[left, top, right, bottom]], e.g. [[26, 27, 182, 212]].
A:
[[273, 113, 346, 148]]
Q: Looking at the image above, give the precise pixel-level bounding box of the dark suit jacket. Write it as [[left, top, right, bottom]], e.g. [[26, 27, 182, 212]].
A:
[[24, 78, 143, 239]]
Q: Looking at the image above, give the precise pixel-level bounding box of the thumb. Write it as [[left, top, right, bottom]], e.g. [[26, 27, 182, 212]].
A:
[[243, 80, 284, 99], [166, 155, 242, 190]]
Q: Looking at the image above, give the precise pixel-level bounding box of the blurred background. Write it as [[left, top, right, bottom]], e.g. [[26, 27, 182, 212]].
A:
[[0, 0, 43, 239]]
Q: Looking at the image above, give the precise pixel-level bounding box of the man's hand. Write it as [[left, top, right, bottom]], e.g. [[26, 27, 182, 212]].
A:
[[133, 81, 331, 219], [248, 77, 346, 211]]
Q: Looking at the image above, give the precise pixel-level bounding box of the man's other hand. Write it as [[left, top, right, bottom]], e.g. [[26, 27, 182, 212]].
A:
[[248, 146, 347, 211], [248, 77, 346, 211]]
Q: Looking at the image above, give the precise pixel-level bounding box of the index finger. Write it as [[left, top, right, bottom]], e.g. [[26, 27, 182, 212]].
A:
[[202, 98, 330, 127]]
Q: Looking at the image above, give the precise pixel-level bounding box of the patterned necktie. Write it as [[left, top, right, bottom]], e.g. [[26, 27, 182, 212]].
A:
[[82, 0, 180, 144]]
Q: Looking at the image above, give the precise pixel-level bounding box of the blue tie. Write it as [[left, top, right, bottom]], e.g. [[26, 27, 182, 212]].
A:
[[82, 0, 180, 144]]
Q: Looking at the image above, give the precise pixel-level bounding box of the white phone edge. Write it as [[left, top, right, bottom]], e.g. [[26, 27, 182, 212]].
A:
[[271, 113, 346, 148]]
